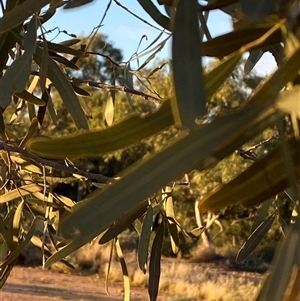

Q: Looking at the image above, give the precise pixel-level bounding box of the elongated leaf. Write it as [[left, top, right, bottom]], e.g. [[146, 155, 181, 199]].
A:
[[0, 217, 36, 269], [26, 100, 174, 158], [164, 187, 179, 254], [255, 218, 300, 301], [105, 95, 114, 126], [137, 0, 171, 31], [202, 24, 282, 57], [204, 52, 242, 100], [245, 47, 300, 107], [0, 0, 50, 33], [0, 15, 36, 109], [236, 214, 275, 263], [0, 215, 15, 252], [34, 47, 88, 129], [115, 239, 130, 301], [64, 0, 94, 9], [138, 205, 153, 272], [148, 222, 164, 301], [275, 85, 300, 118], [12, 201, 24, 243], [251, 199, 271, 232], [45, 41, 84, 57], [200, 136, 300, 211], [172, 0, 206, 127], [244, 50, 264, 75], [19, 117, 39, 148], [44, 105, 281, 267], [14, 90, 45, 106], [99, 200, 148, 245], [0, 183, 43, 203]]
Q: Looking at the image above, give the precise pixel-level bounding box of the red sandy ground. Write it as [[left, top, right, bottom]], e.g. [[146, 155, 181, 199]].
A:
[[1, 266, 162, 301]]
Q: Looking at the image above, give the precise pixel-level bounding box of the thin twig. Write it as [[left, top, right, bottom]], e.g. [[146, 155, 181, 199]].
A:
[[28, 70, 162, 105], [86, 51, 121, 68], [0, 142, 111, 182], [70, 77, 162, 105]]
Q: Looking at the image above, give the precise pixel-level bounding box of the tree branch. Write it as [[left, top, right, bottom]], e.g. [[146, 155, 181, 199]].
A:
[[0, 142, 111, 183]]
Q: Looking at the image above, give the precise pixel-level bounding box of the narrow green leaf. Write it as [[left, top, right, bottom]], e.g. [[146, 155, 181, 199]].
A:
[[12, 201, 24, 243], [236, 214, 275, 263], [59, 38, 81, 46], [0, 183, 43, 203], [0, 15, 36, 109], [63, 0, 94, 9], [137, 0, 171, 31], [51, 52, 80, 70], [71, 84, 90, 96], [275, 85, 300, 118], [172, 0, 206, 128], [148, 222, 164, 301], [115, 239, 130, 301], [105, 95, 114, 126], [245, 47, 300, 107], [26, 100, 174, 158], [19, 117, 39, 148], [164, 187, 179, 254], [255, 218, 300, 301], [244, 50, 264, 75], [199, 138, 300, 210], [34, 47, 89, 129], [0, 215, 15, 252], [0, 0, 50, 33], [0, 217, 36, 269], [200, 136, 300, 211], [14, 90, 45, 106], [45, 41, 84, 57], [251, 199, 271, 233], [138, 205, 153, 272], [204, 52, 242, 100], [99, 200, 148, 245], [202, 24, 282, 57], [45, 105, 282, 267]]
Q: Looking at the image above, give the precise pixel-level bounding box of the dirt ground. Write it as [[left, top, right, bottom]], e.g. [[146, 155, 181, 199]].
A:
[[0, 266, 161, 301]]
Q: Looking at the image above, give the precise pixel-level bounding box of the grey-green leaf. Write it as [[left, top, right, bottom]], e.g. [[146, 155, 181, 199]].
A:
[[172, 0, 206, 128], [138, 205, 153, 273], [236, 214, 275, 263], [0, 15, 36, 109], [148, 221, 164, 301]]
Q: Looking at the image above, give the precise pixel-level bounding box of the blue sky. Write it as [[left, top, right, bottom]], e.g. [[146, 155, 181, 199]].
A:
[[43, 1, 275, 75]]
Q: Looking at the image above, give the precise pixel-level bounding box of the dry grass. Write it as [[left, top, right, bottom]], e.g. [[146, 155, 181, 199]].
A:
[[67, 239, 261, 301]]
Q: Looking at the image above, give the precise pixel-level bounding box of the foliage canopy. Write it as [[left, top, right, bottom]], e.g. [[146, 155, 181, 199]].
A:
[[0, 1, 300, 300]]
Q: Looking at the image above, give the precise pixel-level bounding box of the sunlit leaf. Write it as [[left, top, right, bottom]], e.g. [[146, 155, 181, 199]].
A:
[[204, 51, 242, 100], [44, 104, 280, 267], [148, 221, 164, 301], [0, 183, 43, 203], [172, 0, 206, 127], [26, 100, 174, 158], [236, 214, 275, 263], [0, 217, 36, 269], [202, 23, 282, 57], [115, 239, 130, 301], [105, 95, 114, 126], [200, 136, 300, 211], [275, 85, 300, 119], [19, 117, 39, 148], [138, 205, 153, 272], [12, 201, 24, 243]]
